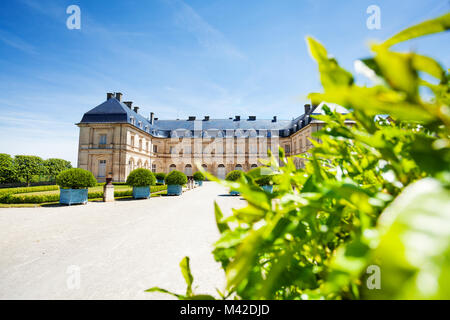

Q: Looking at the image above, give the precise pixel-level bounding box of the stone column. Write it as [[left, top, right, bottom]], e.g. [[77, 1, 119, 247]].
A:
[[103, 173, 114, 202]]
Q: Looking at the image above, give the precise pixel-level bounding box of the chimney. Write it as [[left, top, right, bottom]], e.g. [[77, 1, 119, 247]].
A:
[[107, 92, 114, 100], [115, 92, 123, 101], [304, 104, 311, 114], [235, 115, 240, 121], [124, 101, 133, 109], [188, 116, 196, 121], [133, 106, 139, 113], [154, 117, 158, 121], [203, 116, 210, 121], [248, 116, 256, 120], [149, 112, 154, 125], [272, 116, 277, 122]]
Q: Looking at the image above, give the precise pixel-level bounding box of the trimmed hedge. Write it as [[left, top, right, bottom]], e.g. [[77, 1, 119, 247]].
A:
[[193, 171, 205, 181], [155, 172, 166, 180], [226, 170, 244, 182], [56, 168, 97, 189], [0, 185, 168, 204], [0, 185, 59, 196], [165, 170, 187, 185], [126, 168, 156, 187]]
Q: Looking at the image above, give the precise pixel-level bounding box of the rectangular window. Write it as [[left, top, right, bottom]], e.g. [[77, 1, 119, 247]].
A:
[[170, 146, 174, 154], [151, 164, 156, 173], [153, 145, 158, 153], [285, 144, 291, 153], [130, 136, 135, 147], [99, 134, 107, 145]]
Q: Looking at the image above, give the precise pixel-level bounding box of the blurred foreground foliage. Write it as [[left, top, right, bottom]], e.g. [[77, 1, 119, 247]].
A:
[[148, 13, 450, 300]]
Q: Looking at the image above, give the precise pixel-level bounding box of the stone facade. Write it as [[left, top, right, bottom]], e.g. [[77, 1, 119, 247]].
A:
[[77, 93, 327, 182]]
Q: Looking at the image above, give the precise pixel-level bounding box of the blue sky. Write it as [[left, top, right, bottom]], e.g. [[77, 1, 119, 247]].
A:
[[0, 0, 449, 165]]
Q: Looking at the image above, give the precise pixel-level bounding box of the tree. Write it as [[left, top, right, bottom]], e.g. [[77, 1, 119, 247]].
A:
[[0, 153, 17, 184], [44, 158, 72, 181], [14, 155, 44, 186]]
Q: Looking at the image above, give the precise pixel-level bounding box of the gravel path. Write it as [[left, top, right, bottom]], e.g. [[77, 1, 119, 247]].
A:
[[0, 182, 245, 299]]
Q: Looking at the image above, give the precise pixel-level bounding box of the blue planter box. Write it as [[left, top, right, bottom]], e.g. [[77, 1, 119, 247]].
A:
[[59, 188, 88, 205], [230, 190, 240, 196], [262, 185, 273, 193], [167, 184, 182, 196], [157, 179, 165, 184], [195, 180, 203, 186], [133, 186, 151, 199]]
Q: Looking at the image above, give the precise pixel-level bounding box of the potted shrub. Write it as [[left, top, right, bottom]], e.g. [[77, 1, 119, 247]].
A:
[[255, 175, 274, 193], [165, 170, 187, 196], [193, 171, 205, 186], [226, 170, 244, 195], [126, 168, 156, 199], [56, 168, 97, 205], [155, 172, 166, 185]]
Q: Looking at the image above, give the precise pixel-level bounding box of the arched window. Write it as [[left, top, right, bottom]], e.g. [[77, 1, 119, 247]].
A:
[[235, 164, 243, 171], [251, 164, 258, 168], [128, 158, 135, 173], [202, 164, 207, 171], [169, 164, 176, 172], [185, 164, 192, 176]]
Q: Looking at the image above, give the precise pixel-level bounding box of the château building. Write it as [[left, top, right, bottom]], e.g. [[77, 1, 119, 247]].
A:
[[76, 92, 331, 182]]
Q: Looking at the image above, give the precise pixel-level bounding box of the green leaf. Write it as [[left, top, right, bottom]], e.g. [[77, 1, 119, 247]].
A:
[[364, 178, 450, 299], [411, 53, 446, 81], [306, 36, 354, 89], [214, 201, 230, 234], [145, 287, 185, 299], [179, 256, 194, 297], [382, 13, 450, 48]]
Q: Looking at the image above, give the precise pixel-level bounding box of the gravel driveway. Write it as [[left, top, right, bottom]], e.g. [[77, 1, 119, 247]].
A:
[[0, 182, 245, 299]]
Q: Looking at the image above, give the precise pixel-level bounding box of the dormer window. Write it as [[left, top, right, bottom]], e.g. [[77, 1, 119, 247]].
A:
[[130, 116, 135, 125]]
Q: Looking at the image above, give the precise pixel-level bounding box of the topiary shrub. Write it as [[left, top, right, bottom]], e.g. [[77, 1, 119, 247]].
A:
[[155, 172, 166, 181], [165, 170, 187, 185], [56, 168, 97, 189], [193, 171, 205, 181], [225, 170, 243, 182], [126, 168, 156, 187], [255, 175, 273, 186]]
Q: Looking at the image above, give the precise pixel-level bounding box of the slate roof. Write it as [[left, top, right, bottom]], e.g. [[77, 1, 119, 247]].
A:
[[78, 97, 338, 138]]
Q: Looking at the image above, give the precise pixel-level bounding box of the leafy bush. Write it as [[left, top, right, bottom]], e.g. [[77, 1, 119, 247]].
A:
[[56, 168, 97, 189], [155, 172, 166, 180], [43, 158, 72, 181], [14, 155, 44, 186], [126, 168, 156, 187], [225, 170, 243, 182], [0, 153, 18, 183], [165, 170, 187, 185], [193, 171, 205, 181], [149, 14, 450, 300]]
